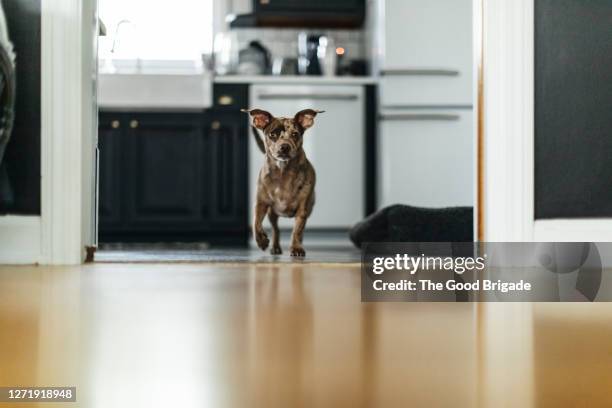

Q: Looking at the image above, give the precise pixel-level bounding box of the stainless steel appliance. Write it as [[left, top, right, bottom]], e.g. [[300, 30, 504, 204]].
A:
[[298, 33, 323, 76], [377, 0, 474, 209]]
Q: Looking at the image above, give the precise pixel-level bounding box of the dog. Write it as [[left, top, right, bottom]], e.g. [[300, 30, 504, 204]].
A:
[[242, 108, 323, 257]]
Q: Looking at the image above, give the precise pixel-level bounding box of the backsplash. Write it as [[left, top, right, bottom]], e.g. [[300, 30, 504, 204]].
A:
[[232, 28, 366, 60]]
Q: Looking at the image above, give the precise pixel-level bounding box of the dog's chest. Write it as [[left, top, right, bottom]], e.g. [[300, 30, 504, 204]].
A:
[[269, 184, 299, 217], [263, 171, 308, 217]]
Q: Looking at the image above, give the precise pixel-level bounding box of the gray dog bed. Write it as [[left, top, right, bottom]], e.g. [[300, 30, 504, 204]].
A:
[[350, 204, 473, 247]]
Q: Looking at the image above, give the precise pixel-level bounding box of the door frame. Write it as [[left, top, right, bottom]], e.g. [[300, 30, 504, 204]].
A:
[[40, 0, 97, 264], [0, 0, 96, 265], [480, 0, 612, 242], [479, 0, 535, 241]]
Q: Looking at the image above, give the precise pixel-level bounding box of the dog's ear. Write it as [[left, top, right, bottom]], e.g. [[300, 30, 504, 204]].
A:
[[242, 108, 273, 130], [294, 109, 324, 130]]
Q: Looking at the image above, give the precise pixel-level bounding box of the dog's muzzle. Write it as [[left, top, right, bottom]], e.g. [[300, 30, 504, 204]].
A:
[[276, 143, 292, 160]]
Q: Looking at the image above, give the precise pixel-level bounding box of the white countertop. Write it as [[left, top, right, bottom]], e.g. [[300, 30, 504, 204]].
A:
[[214, 75, 377, 85], [97, 72, 376, 110]]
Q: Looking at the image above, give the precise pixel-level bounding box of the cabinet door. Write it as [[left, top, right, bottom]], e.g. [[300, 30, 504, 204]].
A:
[[98, 114, 124, 228], [378, 110, 473, 209], [249, 84, 365, 229], [124, 113, 205, 227], [380, 0, 473, 106], [207, 111, 248, 228]]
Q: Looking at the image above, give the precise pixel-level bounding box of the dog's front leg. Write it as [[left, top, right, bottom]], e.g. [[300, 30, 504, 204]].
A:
[[253, 201, 270, 250], [290, 214, 307, 257], [268, 209, 282, 255]]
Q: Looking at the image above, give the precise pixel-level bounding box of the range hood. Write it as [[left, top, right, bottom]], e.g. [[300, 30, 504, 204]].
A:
[[228, 0, 365, 29]]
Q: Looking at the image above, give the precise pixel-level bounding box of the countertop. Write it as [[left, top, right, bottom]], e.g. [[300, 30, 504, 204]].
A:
[[214, 75, 377, 85]]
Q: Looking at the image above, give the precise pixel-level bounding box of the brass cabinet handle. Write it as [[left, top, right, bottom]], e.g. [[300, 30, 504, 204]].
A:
[[130, 120, 139, 129], [111, 120, 120, 129], [211, 120, 221, 130], [217, 95, 234, 105]]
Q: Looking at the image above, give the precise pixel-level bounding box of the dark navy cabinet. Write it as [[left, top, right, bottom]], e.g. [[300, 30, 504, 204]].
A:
[[98, 84, 249, 245]]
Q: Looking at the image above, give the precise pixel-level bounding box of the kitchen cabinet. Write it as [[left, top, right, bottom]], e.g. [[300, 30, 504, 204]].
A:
[[98, 117, 123, 227], [206, 110, 250, 227], [123, 113, 209, 226], [379, 0, 473, 106], [98, 85, 249, 244], [378, 110, 473, 208], [254, 0, 363, 13], [230, 0, 365, 28], [249, 84, 366, 229]]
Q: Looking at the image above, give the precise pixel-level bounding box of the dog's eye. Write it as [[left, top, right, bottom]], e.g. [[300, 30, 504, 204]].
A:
[[292, 132, 300, 138]]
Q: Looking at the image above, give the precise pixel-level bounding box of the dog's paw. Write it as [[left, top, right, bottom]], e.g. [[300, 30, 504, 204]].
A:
[[255, 231, 269, 251], [290, 246, 306, 257], [270, 245, 282, 255]]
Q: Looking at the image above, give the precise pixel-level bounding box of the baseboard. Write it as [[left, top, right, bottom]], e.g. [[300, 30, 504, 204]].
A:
[[534, 219, 612, 242], [0, 215, 42, 264]]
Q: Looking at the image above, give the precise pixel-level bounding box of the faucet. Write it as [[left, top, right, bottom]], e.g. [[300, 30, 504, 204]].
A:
[[110, 19, 134, 54], [106, 19, 143, 72]]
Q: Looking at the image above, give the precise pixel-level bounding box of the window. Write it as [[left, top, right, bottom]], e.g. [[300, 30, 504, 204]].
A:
[[98, 0, 213, 60]]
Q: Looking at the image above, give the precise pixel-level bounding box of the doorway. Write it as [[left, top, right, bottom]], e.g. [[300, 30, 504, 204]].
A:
[[92, 0, 482, 263]]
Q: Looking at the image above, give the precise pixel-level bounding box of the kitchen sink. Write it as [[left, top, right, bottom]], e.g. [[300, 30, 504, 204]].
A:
[[98, 60, 212, 110]]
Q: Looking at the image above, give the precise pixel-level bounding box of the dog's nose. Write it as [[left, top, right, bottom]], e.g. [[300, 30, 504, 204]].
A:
[[279, 144, 291, 155]]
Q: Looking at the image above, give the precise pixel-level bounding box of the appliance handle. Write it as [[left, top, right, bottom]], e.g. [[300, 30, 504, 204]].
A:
[[380, 69, 460, 76], [379, 113, 461, 121], [257, 93, 359, 101]]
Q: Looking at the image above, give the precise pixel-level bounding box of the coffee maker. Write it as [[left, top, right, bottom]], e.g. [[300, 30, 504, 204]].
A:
[[298, 33, 324, 76]]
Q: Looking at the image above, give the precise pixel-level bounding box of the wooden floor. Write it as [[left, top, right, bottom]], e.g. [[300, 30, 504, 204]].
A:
[[1, 263, 611, 407]]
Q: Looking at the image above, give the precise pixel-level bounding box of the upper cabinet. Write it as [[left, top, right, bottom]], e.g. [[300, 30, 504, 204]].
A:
[[378, 0, 473, 106], [229, 0, 365, 28]]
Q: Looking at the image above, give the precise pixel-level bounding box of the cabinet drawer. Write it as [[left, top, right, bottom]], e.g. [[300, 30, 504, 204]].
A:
[[378, 110, 473, 208], [213, 84, 248, 110]]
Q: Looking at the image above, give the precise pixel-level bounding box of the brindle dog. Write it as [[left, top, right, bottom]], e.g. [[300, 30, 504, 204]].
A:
[[242, 108, 323, 257]]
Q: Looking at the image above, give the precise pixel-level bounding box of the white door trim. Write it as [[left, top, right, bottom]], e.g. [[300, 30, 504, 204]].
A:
[[39, 0, 97, 264], [0, 216, 42, 264], [534, 220, 612, 242], [483, 0, 612, 242], [0, 0, 95, 265], [482, 0, 535, 241]]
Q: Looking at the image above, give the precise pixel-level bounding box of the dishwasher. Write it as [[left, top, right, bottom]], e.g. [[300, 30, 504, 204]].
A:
[[249, 84, 365, 230]]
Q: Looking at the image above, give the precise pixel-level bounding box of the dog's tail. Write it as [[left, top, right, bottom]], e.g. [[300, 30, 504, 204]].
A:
[[251, 126, 265, 154]]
